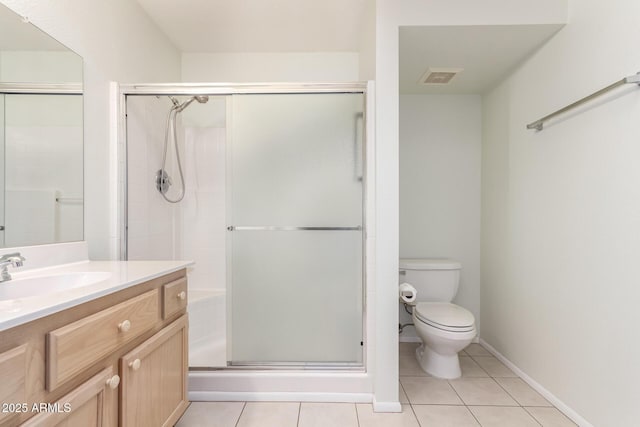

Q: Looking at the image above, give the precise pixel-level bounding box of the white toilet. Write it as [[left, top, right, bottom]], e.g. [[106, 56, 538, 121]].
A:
[[400, 258, 476, 379]]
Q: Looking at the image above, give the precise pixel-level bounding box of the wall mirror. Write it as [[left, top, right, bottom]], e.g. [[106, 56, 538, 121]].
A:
[[0, 3, 83, 248]]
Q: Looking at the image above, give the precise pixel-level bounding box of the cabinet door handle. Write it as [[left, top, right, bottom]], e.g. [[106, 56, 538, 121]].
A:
[[106, 374, 120, 389], [177, 291, 186, 301], [118, 319, 131, 332], [129, 358, 141, 371]]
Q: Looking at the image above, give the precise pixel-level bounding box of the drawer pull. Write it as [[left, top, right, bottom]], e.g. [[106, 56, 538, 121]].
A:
[[177, 291, 186, 301], [118, 319, 131, 332], [106, 374, 120, 389], [129, 358, 141, 371]]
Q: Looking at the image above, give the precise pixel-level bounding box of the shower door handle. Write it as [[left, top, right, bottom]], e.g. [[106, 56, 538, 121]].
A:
[[227, 226, 362, 231]]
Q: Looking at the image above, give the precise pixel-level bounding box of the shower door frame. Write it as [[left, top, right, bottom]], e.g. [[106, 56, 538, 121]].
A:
[[117, 82, 371, 375]]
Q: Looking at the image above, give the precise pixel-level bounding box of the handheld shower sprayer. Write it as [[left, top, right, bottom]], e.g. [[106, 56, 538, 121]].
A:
[[174, 95, 209, 113], [156, 95, 210, 203]]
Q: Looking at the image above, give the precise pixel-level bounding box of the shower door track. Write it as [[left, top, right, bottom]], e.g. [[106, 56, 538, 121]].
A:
[[227, 226, 362, 231], [225, 361, 365, 370]]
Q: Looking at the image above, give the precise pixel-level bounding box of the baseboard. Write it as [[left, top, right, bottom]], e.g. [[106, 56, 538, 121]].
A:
[[479, 338, 593, 427], [372, 399, 402, 413], [189, 391, 372, 404]]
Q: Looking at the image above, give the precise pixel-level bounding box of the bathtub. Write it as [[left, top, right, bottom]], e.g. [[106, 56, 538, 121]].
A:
[[188, 288, 226, 367]]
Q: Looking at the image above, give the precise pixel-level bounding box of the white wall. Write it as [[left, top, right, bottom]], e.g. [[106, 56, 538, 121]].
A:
[[482, 0, 640, 425], [357, 0, 376, 81], [399, 95, 481, 338], [373, 0, 567, 409], [182, 52, 359, 82], [0, 0, 181, 259]]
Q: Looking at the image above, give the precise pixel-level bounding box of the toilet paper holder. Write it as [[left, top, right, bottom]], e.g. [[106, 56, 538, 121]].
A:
[[398, 282, 417, 304]]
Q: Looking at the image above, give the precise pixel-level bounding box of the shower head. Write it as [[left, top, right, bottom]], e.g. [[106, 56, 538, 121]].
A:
[[174, 95, 209, 112]]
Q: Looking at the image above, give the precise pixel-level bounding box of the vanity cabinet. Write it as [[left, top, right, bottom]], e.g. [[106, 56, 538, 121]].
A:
[[0, 269, 188, 427]]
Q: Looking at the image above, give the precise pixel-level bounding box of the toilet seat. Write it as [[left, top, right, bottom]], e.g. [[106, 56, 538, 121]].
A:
[[414, 302, 475, 333]]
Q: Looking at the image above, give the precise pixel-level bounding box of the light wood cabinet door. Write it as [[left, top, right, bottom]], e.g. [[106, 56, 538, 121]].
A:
[[0, 344, 27, 426], [21, 367, 117, 427], [120, 315, 188, 427]]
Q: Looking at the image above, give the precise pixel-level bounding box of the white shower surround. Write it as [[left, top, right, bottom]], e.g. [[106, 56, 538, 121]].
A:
[[117, 81, 377, 403]]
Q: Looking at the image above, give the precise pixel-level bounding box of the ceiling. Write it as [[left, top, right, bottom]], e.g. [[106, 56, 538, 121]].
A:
[[400, 25, 563, 94], [133, 3, 563, 93], [136, 0, 368, 53]]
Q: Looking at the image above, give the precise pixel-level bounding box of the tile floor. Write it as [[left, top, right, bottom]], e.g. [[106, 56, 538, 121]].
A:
[[175, 343, 577, 427]]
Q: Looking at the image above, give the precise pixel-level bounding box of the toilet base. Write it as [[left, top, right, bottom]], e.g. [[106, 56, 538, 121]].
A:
[[416, 344, 462, 379]]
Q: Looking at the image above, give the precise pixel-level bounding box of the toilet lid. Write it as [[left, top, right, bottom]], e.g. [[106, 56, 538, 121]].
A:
[[414, 302, 475, 331]]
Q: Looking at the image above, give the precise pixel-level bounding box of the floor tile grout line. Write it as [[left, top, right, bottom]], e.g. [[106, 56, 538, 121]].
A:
[[354, 402, 361, 427], [492, 376, 525, 407], [485, 376, 521, 407], [234, 401, 247, 427], [521, 406, 546, 427], [463, 354, 491, 377], [470, 355, 519, 379], [465, 404, 483, 426], [296, 402, 301, 427], [409, 403, 424, 427], [447, 377, 469, 407], [489, 368, 555, 410], [448, 378, 485, 426], [399, 380, 410, 405]]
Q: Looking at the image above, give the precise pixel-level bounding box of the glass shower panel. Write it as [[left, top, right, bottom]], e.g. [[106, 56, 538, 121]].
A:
[[230, 93, 364, 364], [232, 230, 362, 363]]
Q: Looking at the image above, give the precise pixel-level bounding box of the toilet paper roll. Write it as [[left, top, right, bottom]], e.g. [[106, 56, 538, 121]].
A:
[[399, 282, 417, 304]]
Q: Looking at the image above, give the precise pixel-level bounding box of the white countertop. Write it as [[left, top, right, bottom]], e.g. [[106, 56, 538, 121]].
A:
[[0, 260, 193, 332]]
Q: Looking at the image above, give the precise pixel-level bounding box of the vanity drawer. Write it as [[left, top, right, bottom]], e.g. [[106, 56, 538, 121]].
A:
[[47, 289, 160, 391], [162, 277, 187, 319], [0, 344, 27, 425]]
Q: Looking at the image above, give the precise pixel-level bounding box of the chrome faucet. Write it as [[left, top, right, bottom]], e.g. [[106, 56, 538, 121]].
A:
[[0, 252, 26, 282]]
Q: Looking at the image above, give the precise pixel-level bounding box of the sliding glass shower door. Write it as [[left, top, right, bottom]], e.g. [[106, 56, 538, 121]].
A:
[[229, 93, 365, 365]]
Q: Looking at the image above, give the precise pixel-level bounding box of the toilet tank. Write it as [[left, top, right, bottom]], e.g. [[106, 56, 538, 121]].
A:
[[399, 258, 461, 302]]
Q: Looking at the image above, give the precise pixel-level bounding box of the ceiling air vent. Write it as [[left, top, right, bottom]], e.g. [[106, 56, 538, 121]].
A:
[[420, 68, 463, 85]]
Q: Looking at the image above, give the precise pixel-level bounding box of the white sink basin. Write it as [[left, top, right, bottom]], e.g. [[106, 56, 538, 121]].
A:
[[0, 272, 112, 301]]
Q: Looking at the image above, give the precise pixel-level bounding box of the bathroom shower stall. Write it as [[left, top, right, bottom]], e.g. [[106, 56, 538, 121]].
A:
[[120, 83, 370, 388]]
